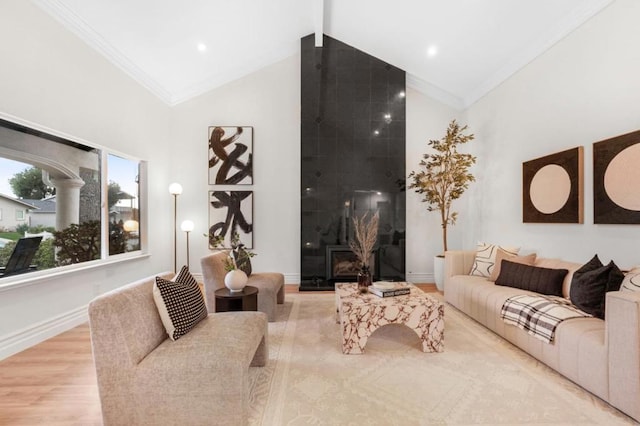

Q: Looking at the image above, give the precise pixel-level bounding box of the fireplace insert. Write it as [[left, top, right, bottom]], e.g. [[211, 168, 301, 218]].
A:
[[325, 245, 378, 282]]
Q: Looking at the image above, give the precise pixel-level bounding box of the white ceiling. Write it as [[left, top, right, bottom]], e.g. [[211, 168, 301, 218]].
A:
[[33, 0, 613, 109]]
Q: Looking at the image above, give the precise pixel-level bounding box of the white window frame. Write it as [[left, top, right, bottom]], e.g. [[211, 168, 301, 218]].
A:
[[0, 113, 148, 287]]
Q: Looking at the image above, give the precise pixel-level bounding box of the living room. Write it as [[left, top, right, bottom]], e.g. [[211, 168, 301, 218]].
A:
[[1, 0, 639, 424]]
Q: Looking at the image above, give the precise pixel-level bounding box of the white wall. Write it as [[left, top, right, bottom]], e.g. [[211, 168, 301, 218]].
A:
[[464, 0, 640, 268], [171, 56, 460, 284], [170, 55, 301, 282], [0, 0, 172, 358], [405, 88, 463, 282]]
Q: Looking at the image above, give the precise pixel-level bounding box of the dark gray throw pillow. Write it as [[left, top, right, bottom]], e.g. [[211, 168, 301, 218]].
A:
[[495, 260, 567, 296], [569, 257, 624, 320]]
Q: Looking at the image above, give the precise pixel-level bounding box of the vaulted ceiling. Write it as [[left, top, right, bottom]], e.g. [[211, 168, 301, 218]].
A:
[[33, 0, 613, 109]]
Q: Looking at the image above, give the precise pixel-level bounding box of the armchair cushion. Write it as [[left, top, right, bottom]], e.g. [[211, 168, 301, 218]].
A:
[[153, 267, 207, 340]]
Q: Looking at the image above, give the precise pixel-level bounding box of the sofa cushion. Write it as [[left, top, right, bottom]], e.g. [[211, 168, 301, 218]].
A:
[[570, 256, 625, 319], [153, 266, 208, 341], [470, 242, 520, 278], [620, 267, 640, 292], [489, 249, 537, 282], [495, 260, 567, 296]]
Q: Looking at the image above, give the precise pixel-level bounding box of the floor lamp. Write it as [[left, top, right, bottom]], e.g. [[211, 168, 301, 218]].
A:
[[169, 182, 183, 272], [181, 220, 194, 270]]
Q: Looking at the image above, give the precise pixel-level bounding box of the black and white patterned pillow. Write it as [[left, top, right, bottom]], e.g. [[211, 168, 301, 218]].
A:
[[621, 268, 640, 293], [470, 242, 520, 278], [153, 266, 207, 341]]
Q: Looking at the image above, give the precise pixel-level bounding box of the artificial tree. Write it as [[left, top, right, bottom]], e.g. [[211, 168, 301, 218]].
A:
[[408, 119, 476, 254]]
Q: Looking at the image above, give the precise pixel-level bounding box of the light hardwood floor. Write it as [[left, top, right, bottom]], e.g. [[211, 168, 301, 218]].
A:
[[0, 284, 436, 425]]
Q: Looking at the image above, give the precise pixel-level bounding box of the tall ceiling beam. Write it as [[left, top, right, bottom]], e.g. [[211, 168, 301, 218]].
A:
[[314, 0, 324, 47]]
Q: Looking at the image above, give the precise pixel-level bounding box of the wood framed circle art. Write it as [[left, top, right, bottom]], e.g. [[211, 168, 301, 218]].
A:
[[522, 146, 583, 223], [593, 129, 640, 224]]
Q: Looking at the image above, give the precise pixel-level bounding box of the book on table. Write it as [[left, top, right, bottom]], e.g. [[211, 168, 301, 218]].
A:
[[368, 282, 411, 298]]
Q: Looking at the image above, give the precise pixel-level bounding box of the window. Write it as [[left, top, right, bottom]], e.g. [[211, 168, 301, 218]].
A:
[[108, 154, 141, 254], [0, 117, 145, 278]]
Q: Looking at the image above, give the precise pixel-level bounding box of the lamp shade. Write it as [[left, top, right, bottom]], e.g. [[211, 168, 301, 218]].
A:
[[180, 220, 194, 232], [168, 182, 183, 195], [123, 219, 139, 232]]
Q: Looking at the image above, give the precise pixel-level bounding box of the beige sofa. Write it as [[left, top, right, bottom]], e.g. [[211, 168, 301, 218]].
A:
[[88, 272, 268, 426], [201, 251, 285, 321], [444, 250, 640, 423]]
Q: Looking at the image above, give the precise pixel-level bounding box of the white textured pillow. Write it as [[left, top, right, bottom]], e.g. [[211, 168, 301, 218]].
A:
[[470, 242, 520, 278], [153, 266, 207, 341], [621, 267, 640, 293]]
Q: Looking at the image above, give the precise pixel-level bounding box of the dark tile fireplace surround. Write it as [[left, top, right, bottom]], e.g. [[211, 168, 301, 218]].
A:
[[300, 34, 406, 291]]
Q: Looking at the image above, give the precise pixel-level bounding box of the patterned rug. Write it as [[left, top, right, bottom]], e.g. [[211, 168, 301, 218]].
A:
[[247, 293, 636, 425]]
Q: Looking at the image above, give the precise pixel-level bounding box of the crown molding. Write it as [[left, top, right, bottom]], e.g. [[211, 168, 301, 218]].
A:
[[33, 0, 614, 110], [406, 75, 464, 111], [463, 0, 614, 108], [169, 50, 297, 106], [33, 0, 174, 105]]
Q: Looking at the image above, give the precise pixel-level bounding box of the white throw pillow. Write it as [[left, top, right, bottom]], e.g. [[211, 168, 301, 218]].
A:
[[153, 266, 207, 341], [470, 242, 520, 278], [621, 267, 640, 293]]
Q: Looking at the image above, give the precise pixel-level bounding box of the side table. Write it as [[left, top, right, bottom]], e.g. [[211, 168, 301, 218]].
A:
[[214, 286, 259, 312]]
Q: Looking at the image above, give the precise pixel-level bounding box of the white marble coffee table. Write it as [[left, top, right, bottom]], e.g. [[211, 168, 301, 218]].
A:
[[335, 282, 445, 354]]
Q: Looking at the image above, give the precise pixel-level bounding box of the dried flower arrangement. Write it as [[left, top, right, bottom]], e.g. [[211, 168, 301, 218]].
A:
[[349, 211, 379, 268]]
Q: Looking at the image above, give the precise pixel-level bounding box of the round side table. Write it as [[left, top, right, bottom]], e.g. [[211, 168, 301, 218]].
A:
[[214, 285, 258, 312]]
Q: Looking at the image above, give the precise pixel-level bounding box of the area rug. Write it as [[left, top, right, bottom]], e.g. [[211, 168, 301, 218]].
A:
[[247, 293, 635, 425]]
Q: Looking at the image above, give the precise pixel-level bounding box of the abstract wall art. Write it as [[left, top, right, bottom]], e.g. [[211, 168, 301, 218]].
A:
[[208, 191, 253, 249], [522, 146, 583, 223], [593, 129, 640, 224], [208, 126, 253, 185]]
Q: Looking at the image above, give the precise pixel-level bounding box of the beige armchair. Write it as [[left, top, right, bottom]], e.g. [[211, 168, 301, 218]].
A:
[[88, 272, 268, 426], [200, 251, 285, 321]]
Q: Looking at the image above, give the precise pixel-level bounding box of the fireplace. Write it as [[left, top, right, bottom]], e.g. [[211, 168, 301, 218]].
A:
[[299, 34, 405, 291], [325, 245, 377, 282]]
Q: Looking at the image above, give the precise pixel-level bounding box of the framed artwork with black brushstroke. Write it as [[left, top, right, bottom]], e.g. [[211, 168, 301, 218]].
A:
[[208, 191, 253, 249], [208, 126, 253, 185], [522, 146, 583, 223], [594, 129, 640, 224]]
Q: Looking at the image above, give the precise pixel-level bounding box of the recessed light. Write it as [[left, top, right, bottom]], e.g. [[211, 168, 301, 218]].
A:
[[197, 43, 207, 52], [426, 45, 438, 57], [373, 130, 380, 136], [398, 91, 406, 98]]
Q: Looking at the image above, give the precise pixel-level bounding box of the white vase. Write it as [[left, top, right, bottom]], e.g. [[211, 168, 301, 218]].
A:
[[225, 269, 248, 293], [433, 255, 445, 292]]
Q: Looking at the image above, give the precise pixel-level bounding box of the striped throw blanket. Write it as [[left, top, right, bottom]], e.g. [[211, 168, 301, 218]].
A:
[[500, 294, 592, 344]]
